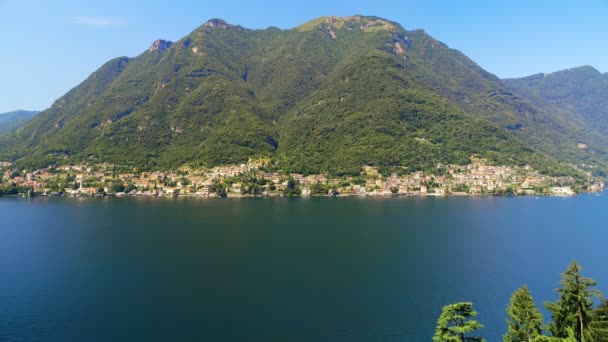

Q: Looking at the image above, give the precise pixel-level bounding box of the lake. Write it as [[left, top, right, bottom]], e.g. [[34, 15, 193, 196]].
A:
[[1, 194, 607, 341]]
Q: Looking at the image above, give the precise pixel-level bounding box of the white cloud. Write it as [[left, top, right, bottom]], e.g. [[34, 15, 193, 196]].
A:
[[71, 16, 128, 28]]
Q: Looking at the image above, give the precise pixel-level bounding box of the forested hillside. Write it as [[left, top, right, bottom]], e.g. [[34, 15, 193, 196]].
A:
[[0, 16, 603, 176]]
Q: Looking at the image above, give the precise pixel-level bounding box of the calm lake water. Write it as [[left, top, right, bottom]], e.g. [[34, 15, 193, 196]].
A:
[[1, 194, 607, 341]]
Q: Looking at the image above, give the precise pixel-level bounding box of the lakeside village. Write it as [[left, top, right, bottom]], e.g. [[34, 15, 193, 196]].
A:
[[0, 158, 604, 198]]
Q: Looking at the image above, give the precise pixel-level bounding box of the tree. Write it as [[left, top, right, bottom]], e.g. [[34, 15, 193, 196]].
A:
[[124, 182, 137, 193], [241, 177, 262, 195], [433, 302, 485, 342], [111, 181, 125, 193], [283, 176, 300, 196], [209, 179, 227, 198], [504, 285, 543, 342], [590, 300, 608, 342], [532, 329, 576, 342], [545, 261, 603, 342], [310, 182, 328, 195]]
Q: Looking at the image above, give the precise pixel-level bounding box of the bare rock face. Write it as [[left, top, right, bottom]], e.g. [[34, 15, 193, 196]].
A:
[[203, 19, 229, 29], [393, 42, 405, 55], [394, 36, 411, 55], [149, 39, 173, 52], [191, 46, 203, 55], [180, 39, 191, 48]]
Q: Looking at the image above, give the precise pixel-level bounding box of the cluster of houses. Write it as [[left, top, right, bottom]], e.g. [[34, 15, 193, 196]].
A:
[[0, 158, 604, 198]]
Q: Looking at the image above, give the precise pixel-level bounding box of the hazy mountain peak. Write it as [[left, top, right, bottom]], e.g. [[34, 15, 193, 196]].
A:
[[148, 39, 173, 52], [0, 110, 40, 135], [0, 110, 39, 116], [571, 65, 600, 73], [542, 65, 601, 78]]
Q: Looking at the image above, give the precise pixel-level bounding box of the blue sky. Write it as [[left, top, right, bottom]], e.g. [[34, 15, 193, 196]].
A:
[[1, 0, 607, 113]]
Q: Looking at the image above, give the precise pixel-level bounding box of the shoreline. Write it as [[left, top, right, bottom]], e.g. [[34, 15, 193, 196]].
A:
[[2, 159, 604, 200], [4, 189, 600, 200]]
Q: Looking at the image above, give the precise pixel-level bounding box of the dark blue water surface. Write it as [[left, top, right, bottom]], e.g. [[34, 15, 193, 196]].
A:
[[1, 194, 607, 341]]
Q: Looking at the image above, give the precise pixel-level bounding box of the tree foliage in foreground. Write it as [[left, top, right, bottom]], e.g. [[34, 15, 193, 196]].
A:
[[504, 285, 544, 342], [433, 302, 485, 342], [436, 261, 608, 342], [590, 300, 608, 342], [545, 261, 603, 342]]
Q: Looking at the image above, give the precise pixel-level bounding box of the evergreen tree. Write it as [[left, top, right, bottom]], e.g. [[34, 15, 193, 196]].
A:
[[504, 285, 544, 342], [590, 300, 608, 342], [532, 329, 576, 342], [209, 179, 227, 198], [433, 302, 485, 342], [545, 261, 603, 342], [282, 176, 300, 196]]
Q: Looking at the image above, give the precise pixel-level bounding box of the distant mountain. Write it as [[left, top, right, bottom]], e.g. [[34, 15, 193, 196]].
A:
[[0, 110, 40, 135], [504, 66, 608, 150], [0, 16, 603, 176]]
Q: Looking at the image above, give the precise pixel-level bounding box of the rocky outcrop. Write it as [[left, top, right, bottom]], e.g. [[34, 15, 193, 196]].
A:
[[148, 39, 173, 52], [390, 33, 411, 56], [180, 39, 191, 48], [203, 19, 229, 29]]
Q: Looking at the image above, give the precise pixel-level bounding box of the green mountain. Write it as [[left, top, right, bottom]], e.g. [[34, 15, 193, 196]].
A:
[[504, 66, 608, 149], [0, 110, 40, 135], [0, 16, 599, 176]]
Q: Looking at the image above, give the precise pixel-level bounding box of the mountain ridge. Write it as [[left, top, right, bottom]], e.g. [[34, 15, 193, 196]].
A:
[[503, 65, 608, 161]]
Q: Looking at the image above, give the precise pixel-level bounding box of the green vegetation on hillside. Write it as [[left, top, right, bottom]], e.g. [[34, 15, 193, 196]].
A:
[[0, 16, 603, 177], [0, 110, 39, 135], [504, 67, 608, 166]]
